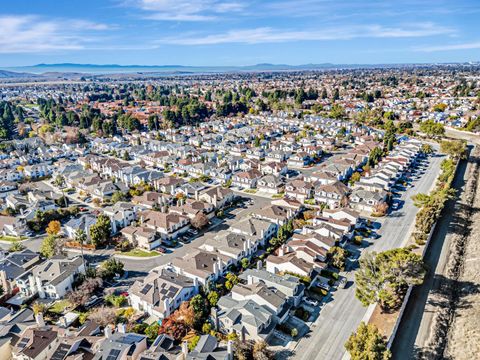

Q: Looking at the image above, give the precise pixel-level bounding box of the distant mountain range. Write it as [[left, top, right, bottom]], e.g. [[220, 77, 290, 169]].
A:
[[0, 62, 478, 78]]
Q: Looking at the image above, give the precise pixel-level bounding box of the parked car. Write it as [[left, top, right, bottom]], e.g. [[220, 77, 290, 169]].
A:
[[85, 295, 100, 308], [303, 297, 318, 307], [339, 277, 348, 289]]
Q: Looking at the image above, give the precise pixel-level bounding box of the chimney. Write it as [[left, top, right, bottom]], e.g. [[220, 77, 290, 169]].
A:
[[117, 323, 126, 333], [194, 190, 199, 201], [164, 298, 171, 317], [256, 260, 262, 270], [182, 340, 189, 359], [279, 245, 285, 257], [35, 313, 45, 327], [193, 277, 199, 290], [61, 316, 68, 328], [227, 340, 234, 360], [104, 325, 112, 339], [211, 307, 219, 330]]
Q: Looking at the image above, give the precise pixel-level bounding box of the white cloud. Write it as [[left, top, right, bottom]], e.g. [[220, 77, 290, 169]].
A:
[[415, 41, 480, 52], [0, 15, 110, 53], [159, 23, 455, 45], [135, 0, 246, 21]]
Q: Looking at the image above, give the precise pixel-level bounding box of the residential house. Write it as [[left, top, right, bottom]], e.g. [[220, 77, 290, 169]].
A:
[[314, 181, 350, 208], [239, 268, 305, 307], [229, 217, 278, 247], [129, 269, 199, 320], [121, 225, 158, 250], [0, 216, 27, 237], [198, 186, 235, 209], [251, 205, 295, 226], [284, 179, 313, 203], [140, 210, 190, 241], [103, 202, 138, 234], [257, 175, 285, 195], [0, 250, 41, 296], [213, 296, 277, 342], [16, 256, 84, 299], [349, 188, 388, 213], [168, 250, 230, 285], [231, 169, 262, 190], [64, 214, 98, 243]]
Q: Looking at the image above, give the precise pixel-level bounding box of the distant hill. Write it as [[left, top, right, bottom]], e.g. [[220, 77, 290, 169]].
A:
[[0, 62, 478, 78], [0, 62, 423, 75], [0, 70, 40, 78]]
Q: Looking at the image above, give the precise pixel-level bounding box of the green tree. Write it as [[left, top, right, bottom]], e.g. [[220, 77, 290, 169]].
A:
[[329, 103, 346, 119], [225, 272, 239, 290], [111, 191, 127, 203], [240, 257, 250, 269], [440, 139, 467, 159], [89, 215, 111, 247], [327, 246, 348, 270], [99, 258, 124, 279], [368, 147, 384, 166], [190, 294, 208, 322], [355, 248, 426, 310], [411, 193, 433, 208], [9, 241, 25, 252], [105, 294, 126, 307], [420, 144, 433, 155], [145, 323, 160, 340], [419, 120, 445, 138], [40, 235, 58, 258], [202, 322, 212, 334], [345, 322, 391, 360], [207, 291, 219, 307], [349, 172, 361, 186]]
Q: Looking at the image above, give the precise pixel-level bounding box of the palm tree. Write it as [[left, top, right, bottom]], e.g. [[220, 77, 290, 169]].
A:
[[75, 229, 87, 274]]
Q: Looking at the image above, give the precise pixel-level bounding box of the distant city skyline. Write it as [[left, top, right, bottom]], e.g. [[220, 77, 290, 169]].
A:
[[1, 0, 480, 67]]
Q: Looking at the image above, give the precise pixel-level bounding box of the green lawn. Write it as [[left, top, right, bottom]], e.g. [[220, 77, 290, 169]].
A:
[[0, 235, 26, 242], [48, 300, 71, 314], [119, 249, 161, 257]]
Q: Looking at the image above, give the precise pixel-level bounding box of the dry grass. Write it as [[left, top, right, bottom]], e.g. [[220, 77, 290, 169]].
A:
[[445, 157, 480, 359], [368, 304, 400, 338]]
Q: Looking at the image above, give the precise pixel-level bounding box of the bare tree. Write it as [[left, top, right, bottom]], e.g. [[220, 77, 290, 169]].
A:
[[89, 306, 117, 327], [190, 212, 209, 229]]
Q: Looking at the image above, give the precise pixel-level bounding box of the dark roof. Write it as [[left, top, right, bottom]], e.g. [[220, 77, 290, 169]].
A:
[[21, 329, 58, 359]]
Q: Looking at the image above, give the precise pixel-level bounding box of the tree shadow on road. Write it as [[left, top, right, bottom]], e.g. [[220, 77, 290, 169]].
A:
[[274, 348, 295, 360], [411, 344, 454, 360], [425, 275, 480, 311]]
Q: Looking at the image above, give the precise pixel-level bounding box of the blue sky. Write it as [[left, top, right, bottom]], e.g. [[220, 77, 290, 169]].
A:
[[1, 0, 480, 66]]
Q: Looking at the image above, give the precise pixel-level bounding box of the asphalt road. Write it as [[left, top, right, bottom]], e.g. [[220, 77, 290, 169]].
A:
[[291, 153, 445, 360], [390, 149, 472, 359]]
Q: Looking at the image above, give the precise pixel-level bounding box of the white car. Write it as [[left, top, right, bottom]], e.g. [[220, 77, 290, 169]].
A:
[[303, 298, 318, 307]]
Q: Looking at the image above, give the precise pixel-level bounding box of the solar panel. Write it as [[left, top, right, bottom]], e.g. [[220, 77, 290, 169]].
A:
[[17, 338, 30, 349], [140, 284, 152, 295], [51, 343, 70, 360], [106, 349, 121, 360]]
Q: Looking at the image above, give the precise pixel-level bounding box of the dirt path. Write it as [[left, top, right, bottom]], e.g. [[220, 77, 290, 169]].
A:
[[419, 146, 480, 359], [444, 148, 480, 359]]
